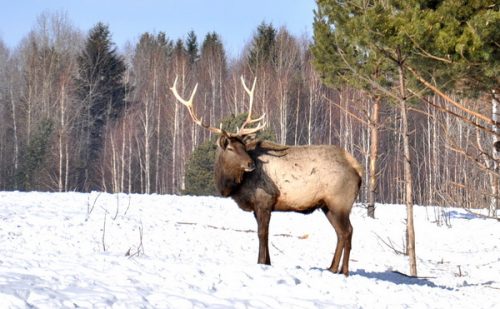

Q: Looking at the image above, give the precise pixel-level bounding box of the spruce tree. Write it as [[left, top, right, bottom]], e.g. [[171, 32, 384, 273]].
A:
[[174, 38, 185, 55], [186, 30, 199, 64], [201, 32, 226, 61], [74, 22, 127, 191], [248, 22, 277, 69], [17, 119, 54, 190]]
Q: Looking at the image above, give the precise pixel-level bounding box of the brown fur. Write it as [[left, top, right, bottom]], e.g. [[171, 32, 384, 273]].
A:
[[214, 137, 362, 276]]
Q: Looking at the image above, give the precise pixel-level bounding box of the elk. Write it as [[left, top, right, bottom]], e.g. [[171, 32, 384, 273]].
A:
[[170, 76, 362, 276]]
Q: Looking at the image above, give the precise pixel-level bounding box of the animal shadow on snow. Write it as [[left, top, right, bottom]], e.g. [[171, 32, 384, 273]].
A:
[[351, 269, 453, 290], [445, 210, 480, 220]]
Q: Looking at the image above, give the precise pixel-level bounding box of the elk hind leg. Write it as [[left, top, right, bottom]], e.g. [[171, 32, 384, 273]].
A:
[[340, 217, 353, 276], [323, 207, 352, 276]]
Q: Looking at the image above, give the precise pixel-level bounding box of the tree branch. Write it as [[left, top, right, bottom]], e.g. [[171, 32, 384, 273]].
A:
[[408, 88, 498, 137], [405, 65, 493, 125], [322, 94, 369, 126]]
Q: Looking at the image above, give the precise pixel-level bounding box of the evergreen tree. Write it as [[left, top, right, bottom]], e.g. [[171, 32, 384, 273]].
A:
[[183, 113, 275, 196], [248, 22, 277, 69], [136, 32, 174, 62], [200, 31, 227, 72], [312, 2, 393, 91], [312, 0, 499, 277], [186, 30, 199, 64], [17, 119, 54, 190], [174, 38, 185, 55], [183, 138, 218, 196], [312, 0, 393, 218], [313, 0, 420, 275], [74, 22, 128, 191], [201, 32, 226, 61], [405, 0, 499, 96]]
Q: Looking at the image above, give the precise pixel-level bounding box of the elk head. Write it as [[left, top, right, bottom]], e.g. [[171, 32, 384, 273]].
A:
[[170, 76, 266, 196]]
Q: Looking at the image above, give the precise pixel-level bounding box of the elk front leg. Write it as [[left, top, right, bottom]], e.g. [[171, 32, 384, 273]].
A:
[[254, 207, 271, 265]]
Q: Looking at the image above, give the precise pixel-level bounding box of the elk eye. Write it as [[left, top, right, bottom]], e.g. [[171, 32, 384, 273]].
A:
[[226, 145, 234, 151]]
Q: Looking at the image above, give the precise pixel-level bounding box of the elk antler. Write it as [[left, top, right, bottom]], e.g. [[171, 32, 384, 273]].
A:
[[238, 76, 266, 135], [170, 75, 266, 137], [170, 76, 223, 135]]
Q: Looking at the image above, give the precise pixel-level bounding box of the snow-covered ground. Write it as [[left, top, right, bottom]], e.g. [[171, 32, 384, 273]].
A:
[[0, 191, 498, 308]]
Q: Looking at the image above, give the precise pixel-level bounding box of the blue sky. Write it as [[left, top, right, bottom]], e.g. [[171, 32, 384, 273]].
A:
[[0, 0, 316, 57]]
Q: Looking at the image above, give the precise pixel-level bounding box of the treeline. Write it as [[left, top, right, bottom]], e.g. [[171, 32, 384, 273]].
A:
[[0, 10, 497, 213]]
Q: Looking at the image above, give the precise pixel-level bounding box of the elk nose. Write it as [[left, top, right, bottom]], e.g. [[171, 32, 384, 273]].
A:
[[244, 161, 255, 172]]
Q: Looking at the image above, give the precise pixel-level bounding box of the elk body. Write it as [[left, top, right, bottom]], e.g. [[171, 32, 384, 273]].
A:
[[171, 77, 362, 276]]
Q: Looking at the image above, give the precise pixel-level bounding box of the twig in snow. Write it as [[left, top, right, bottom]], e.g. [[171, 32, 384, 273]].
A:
[[126, 222, 145, 258], [124, 194, 132, 216], [271, 242, 285, 255], [374, 233, 405, 255], [113, 193, 119, 220], [455, 265, 468, 277], [102, 212, 107, 252], [86, 191, 102, 219]]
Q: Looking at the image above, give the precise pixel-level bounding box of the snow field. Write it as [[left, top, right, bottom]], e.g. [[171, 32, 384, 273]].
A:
[[0, 191, 498, 308]]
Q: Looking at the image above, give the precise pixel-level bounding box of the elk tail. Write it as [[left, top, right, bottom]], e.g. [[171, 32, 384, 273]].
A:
[[345, 151, 364, 179]]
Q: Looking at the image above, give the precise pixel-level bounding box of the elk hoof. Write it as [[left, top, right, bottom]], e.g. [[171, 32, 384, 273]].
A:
[[340, 268, 349, 277], [328, 266, 339, 273]]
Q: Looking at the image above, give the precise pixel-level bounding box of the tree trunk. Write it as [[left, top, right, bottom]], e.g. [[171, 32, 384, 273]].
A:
[[120, 117, 126, 193], [64, 141, 69, 192], [127, 128, 132, 193], [398, 58, 417, 277], [143, 96, 151, 195], [9, 86, 19, 189], [58, 82, 66, 192], [367, 97, 380, 218], [308, 88, 314, 145], [278, 79, 288, 144], [490, 91, 499, 217], [110, 131, 118, 193], [294, 87, 300, 145]]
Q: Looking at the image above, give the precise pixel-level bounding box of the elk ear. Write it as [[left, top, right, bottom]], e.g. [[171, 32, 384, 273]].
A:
[[244, 136, 262, 151], [217, 131, 230, 149]]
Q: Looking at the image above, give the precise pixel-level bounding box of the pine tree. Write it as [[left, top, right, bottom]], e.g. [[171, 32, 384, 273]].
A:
[[74, 22, 127, 191], [312, 0, 499, 276], [312, 0, 393, 219], [312, 0, 418, 275], [403, 0, 499, 96]]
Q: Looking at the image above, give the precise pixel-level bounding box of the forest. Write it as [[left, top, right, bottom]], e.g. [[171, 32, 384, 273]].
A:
[[0, 1, 498, 219]]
